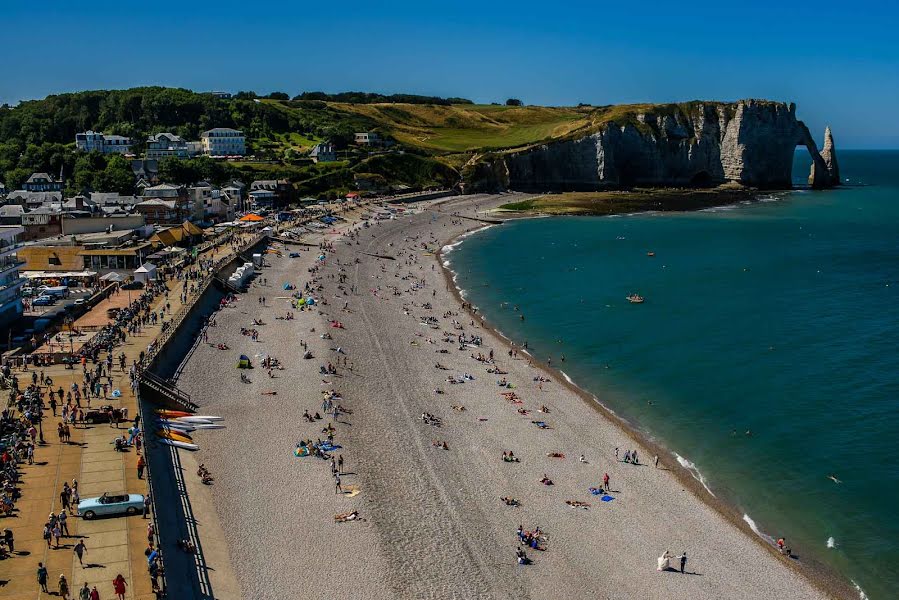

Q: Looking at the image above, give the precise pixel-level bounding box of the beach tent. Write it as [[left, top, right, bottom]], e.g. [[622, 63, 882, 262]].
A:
[[236, 355, 252, 369], [134, 263, 158, 284], [100, 272, 125, 283]]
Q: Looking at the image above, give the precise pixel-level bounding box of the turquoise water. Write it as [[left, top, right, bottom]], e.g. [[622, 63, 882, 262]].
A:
[[447, 151, 899, 599]]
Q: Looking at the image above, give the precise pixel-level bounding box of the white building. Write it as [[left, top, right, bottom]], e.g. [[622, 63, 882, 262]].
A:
[[0, 225, 26, 330], [75, 131, 133, 154], [200, 128, 246, 156], [354, 132, 380, 146], [146, 133, 196, 160]]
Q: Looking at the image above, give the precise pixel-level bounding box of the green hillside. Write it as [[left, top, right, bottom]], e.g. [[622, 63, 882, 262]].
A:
[[0, 86, 732, 198]]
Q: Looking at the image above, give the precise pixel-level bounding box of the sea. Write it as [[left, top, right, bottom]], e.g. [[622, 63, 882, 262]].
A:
[[445, 151, 898, 599]]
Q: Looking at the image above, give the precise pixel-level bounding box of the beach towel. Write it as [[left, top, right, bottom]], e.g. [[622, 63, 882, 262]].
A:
[[320, 442, 342, 452], [601, 495, 615, 502]]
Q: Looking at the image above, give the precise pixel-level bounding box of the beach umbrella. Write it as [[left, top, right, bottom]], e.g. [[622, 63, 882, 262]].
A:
[[239, 214, 264, 222]]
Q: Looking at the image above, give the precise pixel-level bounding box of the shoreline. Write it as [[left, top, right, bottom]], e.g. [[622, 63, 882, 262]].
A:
[[434, 208, 856, 600]]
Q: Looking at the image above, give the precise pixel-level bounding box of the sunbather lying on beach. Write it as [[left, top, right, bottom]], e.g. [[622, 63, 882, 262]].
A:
[[539, 474, 554, 485], [431, 440, 448, 450], [501, 496, 520, 506], [502, 451, 519, 462], [546, 452, 565, 458], [334, 511, 359, 523], [566, 500, 590, 509]]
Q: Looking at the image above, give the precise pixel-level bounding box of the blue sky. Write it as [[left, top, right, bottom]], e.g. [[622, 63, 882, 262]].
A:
[[2, 0, 897, 148]]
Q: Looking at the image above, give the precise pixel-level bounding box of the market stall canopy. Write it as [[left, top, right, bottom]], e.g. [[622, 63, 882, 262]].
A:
[[99, 272, 125, 282], [22, 271, 97, 279]]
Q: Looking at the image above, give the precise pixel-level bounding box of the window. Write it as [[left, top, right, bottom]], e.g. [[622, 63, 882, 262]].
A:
[[48, 253, 62, 266]]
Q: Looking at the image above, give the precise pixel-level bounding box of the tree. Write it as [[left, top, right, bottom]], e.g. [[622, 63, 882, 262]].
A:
[[265, 92, 289, 101], [98, 155, 135, 194], [505, 98, 523, 106]]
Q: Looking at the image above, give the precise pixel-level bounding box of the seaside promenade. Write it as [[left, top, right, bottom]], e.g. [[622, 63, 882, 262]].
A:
[[0, 228, 260, 600]]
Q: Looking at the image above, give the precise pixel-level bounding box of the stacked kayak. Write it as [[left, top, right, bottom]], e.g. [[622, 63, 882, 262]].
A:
[[154, 410, 226, 451]]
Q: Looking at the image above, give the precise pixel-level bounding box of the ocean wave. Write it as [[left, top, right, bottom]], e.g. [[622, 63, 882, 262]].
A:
[[742, 513, 775, 545], [674, 453, 716, 496], [827, 536, 836, 549], [440, 224, 495, 256], [852, 581, 869, 600]]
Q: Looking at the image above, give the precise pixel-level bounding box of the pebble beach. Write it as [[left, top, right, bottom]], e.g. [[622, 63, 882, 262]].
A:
[[173, 194, 835, 599]]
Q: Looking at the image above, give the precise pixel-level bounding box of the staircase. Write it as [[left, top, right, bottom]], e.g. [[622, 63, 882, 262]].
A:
[[139, 370, 198, 413]]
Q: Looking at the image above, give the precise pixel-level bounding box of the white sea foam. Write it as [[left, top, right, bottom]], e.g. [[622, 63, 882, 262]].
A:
[[674, 453, 716, 497], [827, 536, 836, 549], [852, 581, 869, 600], [559, 370, 575, 385], [742, 513, 775, 545]]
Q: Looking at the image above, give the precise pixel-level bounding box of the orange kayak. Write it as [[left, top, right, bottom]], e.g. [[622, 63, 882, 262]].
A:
[[156, 409, 192, 418], [156, 429, 193, 443]]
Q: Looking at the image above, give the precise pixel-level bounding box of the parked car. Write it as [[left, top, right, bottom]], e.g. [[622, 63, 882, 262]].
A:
[[73, 298, 86, 306], [21, 287, 35, 297], [31, 295, 55, 307], [83, 405, 127, 424], [77, 492, 145, 520]]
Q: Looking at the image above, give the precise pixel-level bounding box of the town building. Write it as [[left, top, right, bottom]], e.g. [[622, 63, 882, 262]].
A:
[[309, 143, 337, 163], [0, 205, 24, 225], [75, 131, 133, 154], [145, 133, 196, 160], [3, 190, 62, 209], [135, 183, 191, 224], [222, 181, 246, 213], [131, 159, 159, 184], [23, 173, 63, 192], [354, 132, 381, 146], [134, 199, 180, 224], [0, 181, 7, 196], [200, 128, 246, 156], [21, 206, 64, 240], [207, 91, 232, 99], [249, 179, 293, 209], [0, 225, 26, 331], [18, 229, 154, 275]]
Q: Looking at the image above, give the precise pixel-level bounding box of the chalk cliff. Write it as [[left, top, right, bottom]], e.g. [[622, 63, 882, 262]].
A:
[[465, 100, 839, 192]]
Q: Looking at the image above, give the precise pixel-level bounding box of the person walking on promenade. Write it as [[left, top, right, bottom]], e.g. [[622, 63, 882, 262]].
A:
[[137, 454, 145, 479], [3, 527, 13, 552], [79, 582, 91, 600], [74, 539, 87, 566], [680, 551, 688, 574], [143, 495, 150, 518], [112, 573, 127, 599], [52, 523, 62, 548], [42, 524, 52, 548], [36, 562, 49, 592], [90, 585, 100, 600], [58, 574, 70, 599], [58, 510, 69, 536]]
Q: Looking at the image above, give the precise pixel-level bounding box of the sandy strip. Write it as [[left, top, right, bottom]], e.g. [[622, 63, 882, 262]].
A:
[[175, 195, 838, 599]]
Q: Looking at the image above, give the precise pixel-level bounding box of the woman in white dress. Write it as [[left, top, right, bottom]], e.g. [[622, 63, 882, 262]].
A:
[[657, 549, 674, 571]]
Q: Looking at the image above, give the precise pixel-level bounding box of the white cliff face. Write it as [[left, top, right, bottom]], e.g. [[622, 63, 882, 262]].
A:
[[473, 100, 838, 192]]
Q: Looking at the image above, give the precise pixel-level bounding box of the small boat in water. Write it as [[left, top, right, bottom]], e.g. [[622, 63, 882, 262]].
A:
[[627, 294, 645, 304], [647, 251, 655, 257]]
